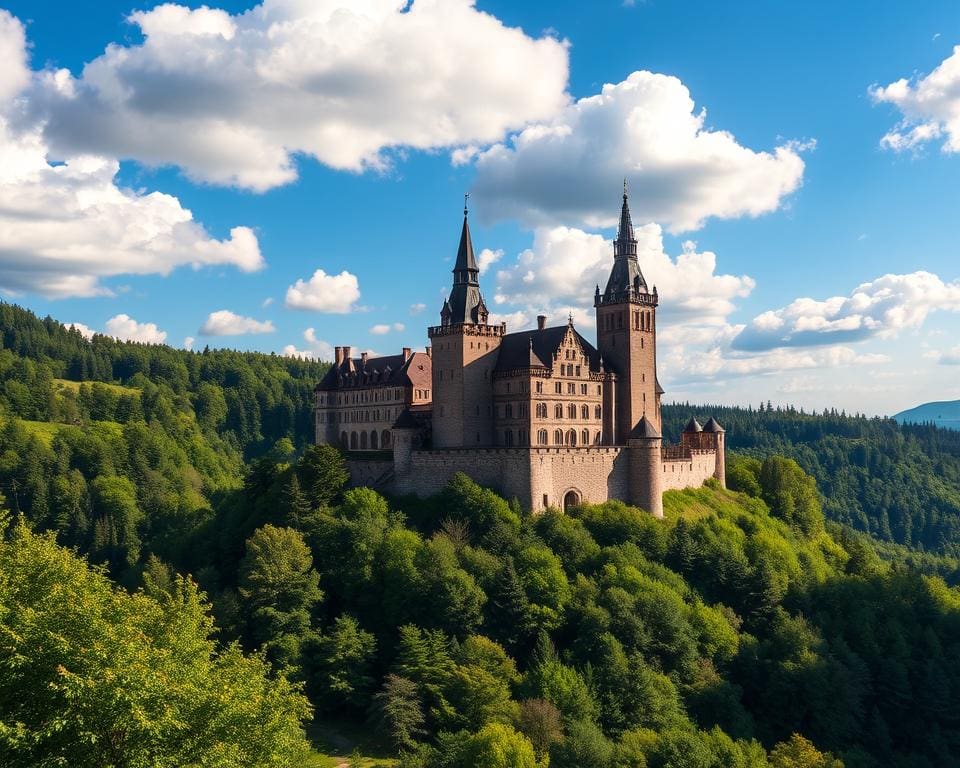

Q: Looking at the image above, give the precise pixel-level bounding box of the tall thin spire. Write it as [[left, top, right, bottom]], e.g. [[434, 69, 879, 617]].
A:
[[443, 199, 488, 325], [602, 180, 647, 296]]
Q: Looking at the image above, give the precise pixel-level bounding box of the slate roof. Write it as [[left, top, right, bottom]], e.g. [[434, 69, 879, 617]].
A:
[[683, 417, 703, 433], [702, 417, 725, 433], [445, 211, 487, 325], [315, 351, 431, 391], [494, 325, 602, 373], [630, 414, 662, 439]]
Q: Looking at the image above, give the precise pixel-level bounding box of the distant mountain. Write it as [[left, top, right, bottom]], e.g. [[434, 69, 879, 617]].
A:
[[893, 400, 960, 431]]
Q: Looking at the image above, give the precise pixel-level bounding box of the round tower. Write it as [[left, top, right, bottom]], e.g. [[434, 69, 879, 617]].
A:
[[628, 415, 663, 518], [703, 417, 726, 488]]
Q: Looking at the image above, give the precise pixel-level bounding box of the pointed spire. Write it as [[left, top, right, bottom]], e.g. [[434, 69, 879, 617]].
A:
[[601, 179, 647, 297], [453, 205, 479, 284], [615, 181, 636, 253]]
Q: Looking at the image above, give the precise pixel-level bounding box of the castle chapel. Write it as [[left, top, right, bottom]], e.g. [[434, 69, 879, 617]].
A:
[[315, 187, 725, 516]]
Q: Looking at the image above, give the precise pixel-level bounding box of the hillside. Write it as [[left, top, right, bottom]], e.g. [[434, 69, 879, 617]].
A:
[[2, 303, 960, 765], [663, 402, 960, 560], [894, 399, 960, 431]]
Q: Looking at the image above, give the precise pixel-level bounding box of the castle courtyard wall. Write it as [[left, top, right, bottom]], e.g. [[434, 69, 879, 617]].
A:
[[660, 449, 718, 491]]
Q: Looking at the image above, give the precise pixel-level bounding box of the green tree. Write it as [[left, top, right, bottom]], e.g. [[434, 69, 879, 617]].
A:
[[239, 524, 323, 668], [372, 674, 426, 752], [298, 444, 349, 508], [769, 734, 844, 768], [459, 723, 540, 768], [307, 615, 377, 712], [0, 518, 312, 767]]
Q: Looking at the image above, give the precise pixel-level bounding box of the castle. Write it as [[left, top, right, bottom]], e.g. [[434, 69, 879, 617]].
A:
[[314, 187, 725, 517]]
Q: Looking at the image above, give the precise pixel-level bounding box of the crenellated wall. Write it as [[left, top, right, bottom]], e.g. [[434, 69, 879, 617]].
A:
[[355, 443, 721, 514]]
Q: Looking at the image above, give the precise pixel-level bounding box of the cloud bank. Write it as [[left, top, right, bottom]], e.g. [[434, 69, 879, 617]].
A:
[[472, 71, 808, 232], [29, 0, 569, 190]]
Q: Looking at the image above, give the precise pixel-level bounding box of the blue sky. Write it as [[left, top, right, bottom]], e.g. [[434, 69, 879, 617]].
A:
[[0, 0, 959, 416]]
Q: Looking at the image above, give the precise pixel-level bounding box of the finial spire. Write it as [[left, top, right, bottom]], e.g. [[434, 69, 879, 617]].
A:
[[623, 177, 628, 197], [464, 192, 470, 216]]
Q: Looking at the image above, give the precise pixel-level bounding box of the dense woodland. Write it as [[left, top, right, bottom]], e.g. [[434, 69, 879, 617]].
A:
[[2, 303, 960, 767]]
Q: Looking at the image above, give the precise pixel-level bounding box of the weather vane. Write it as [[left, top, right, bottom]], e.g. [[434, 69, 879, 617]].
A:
[[464, 192, 470, 215]]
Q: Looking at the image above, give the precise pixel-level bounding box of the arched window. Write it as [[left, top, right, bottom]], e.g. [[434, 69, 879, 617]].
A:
[[581, 404, 589, 419], [566, 429, 577, 446], [595, 405, 602, 419], [340, 431, 348, 448], [370, 430, 378, 449], [555, 404, 563, 419], [350, 431, 358, 449], [581, 429, 589, 445], [382, 430, 391, 448], [538, 429, 548, 445], [567, 404, 576, 419], [360, 431, 368, 449], [537, 403, 547, 418], [554, 429, 563, 445]]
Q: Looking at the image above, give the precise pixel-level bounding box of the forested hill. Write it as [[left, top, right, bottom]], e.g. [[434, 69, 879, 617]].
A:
[[0, 301, 327, 576], [0, 301, 328, 457], [894, 399, 960, 431], [663, 403, 960, 558]]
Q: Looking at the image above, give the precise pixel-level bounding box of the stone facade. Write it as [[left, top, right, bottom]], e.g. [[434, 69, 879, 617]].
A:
[[315, 187, 726, 517]]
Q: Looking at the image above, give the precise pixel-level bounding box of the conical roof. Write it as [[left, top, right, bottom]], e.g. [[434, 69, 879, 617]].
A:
[[630, 414, 661, 439], [453, 209, 478, 280], [683, 417, 703, 433], [702, 417, 725, 433]]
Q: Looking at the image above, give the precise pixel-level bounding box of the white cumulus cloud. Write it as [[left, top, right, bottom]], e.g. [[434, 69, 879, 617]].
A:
[[369, 322, 405, 335], [477, 247, 503, 275], [871, 45, 960, 153], [283, 326, 334, 361], [0, 10, 29, 104], [493, 224, 754, 329], [926, 344, 960, 365], [104, 314, 167, 344], [732, 271, 960, 351], [183, 336, 195, 350], [200, 309, 275, 335], [66, 322, 95, 340], [409, 302, 427, 315], [285, 268, 361, 313], [29, 0, 570, 190], [472, 70, 808, 232]]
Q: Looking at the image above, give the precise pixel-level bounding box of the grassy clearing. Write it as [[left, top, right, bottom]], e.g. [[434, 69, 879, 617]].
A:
[[662, 484, 752, 524], [306, 719, 398, 768], [54, 378, 140, 397]]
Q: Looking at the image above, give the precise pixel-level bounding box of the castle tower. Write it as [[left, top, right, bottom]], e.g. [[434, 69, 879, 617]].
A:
[[628, 414, 663, 518], [595, 183, 661, 443], [429, 203, 504, 448]]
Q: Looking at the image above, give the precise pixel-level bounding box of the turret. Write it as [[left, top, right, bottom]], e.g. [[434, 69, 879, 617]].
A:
[[628, 415, 663, 518], [703, 417, 726, 487]]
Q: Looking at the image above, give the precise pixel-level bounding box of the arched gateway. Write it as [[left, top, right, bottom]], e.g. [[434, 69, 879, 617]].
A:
[[563, 490, 581, 512]]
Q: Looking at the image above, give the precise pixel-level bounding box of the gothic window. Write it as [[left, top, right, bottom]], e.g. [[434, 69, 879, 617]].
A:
[[567, 404, 576, 419], [595, 405, 602, 419], [536, 381, 543, 393], [581, 384, 588, 395], [594, 431, 602, 444], [567, 383, 575, 394], [538, 429, 548, 445], [370, 431, 379, 449], [581, 405, 589, 419], [554, 429, 563, 445], [350, 432, 358, 449], [555, 382, 563, 394], [555, 404, 563, 418], [566, 429, 577, 446], [582, 429, 589, 445], [360, 432, 368, 449]]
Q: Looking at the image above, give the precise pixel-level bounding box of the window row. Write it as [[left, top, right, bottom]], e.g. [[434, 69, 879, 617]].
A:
[[531, 403, 603, 420], [534, 428, 601, 446]]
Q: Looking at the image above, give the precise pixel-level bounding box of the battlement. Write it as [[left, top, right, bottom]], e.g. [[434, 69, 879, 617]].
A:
[[428, 322, 506, 338], [594, 287, 659, 308]]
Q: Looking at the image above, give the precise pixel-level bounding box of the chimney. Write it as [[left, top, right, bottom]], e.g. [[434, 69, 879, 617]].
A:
[[402, 347, 412, 362], [537, 315, 547, 330], [334, 346, 344, 365], [426, 346, 432, 358], [361, 351, 369, 365], [343, 346, 352, 364]]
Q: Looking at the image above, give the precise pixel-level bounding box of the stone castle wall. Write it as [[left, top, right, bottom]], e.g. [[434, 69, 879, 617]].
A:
[[660, 449, 718, 491], [346, 459, 394, 489]]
